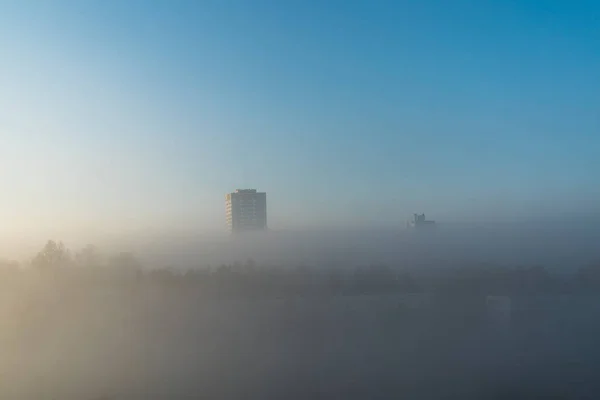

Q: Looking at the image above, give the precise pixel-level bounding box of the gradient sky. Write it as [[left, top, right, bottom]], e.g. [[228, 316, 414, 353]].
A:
[[1, 0, 599, 235]]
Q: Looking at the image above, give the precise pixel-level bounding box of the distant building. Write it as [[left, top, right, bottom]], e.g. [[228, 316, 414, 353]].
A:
[[407, 213, 436, 228], [225, 189, 267, 233]]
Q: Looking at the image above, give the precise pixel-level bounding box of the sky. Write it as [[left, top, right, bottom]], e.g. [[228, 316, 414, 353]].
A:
[[0, 0, 599, 237]]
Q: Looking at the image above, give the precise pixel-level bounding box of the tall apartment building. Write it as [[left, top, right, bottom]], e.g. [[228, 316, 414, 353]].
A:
[[225, 189, 267, 233]]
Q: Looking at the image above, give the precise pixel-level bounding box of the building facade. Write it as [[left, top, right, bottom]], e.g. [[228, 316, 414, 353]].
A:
[[225, 189, 267, 233]]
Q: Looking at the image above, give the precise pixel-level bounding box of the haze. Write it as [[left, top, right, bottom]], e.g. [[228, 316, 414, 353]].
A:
[[1, 1, 599, 239], [2, 1, 600, 399]]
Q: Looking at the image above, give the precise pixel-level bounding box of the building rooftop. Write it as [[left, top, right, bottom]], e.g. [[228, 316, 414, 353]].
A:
[[235, 189, 257, 193]]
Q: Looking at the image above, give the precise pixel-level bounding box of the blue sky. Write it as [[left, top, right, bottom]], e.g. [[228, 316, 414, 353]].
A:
[[0, 0, 599, 234]]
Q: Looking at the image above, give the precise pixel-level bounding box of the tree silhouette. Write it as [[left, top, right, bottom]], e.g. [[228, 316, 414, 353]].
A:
[[32, 240, 71, 270], [75, 244, 100, 267]]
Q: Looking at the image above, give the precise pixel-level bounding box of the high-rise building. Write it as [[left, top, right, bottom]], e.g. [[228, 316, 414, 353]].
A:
[[225, 189, 267, 233]]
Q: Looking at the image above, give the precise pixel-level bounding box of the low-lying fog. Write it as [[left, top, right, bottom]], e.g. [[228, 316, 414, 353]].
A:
[[128, 222, 600, 271], [2, 222, 600, 399]]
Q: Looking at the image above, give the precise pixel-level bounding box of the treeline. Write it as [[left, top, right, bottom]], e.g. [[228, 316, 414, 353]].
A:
[[3, 240, 600, 297]]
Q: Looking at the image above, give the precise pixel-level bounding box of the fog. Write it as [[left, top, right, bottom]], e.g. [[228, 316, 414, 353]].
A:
[[128, 221, 600, 272], [3, 0, 599, 396], [2, 223, 600, 399]]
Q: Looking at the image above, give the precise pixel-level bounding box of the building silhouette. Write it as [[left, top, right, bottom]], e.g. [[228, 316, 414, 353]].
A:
[[408, 213, 436, 228], [225, 189, 267, 233]]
